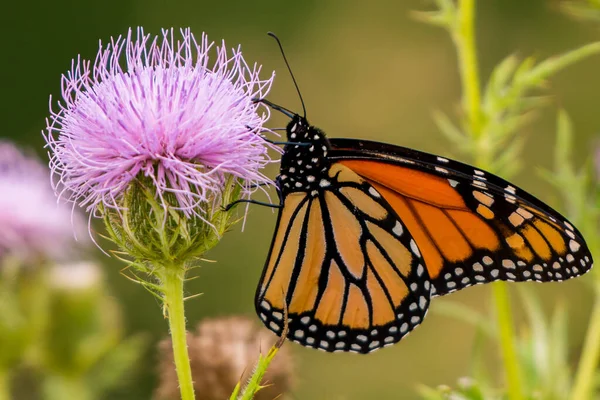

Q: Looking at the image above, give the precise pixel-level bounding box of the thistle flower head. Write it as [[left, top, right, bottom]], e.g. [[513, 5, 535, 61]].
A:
[[0, 142, 82, 262], [45, 28, 276, 218]]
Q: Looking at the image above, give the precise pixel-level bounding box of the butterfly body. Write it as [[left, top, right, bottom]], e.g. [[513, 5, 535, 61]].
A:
[[278, 116, 330, 196], [255, 114, 593, 354]]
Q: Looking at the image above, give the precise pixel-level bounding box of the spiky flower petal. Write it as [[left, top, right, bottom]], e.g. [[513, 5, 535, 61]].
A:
[[45, 28, 276, 218]]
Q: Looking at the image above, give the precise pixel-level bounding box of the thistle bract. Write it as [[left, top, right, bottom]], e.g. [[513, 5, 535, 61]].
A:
[[44, 28, 277, 265]]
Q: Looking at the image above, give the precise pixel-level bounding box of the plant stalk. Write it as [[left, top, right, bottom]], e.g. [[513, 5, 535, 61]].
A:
[[570, 288, 600, 400], [455, 0, 483, 138], [454, 1, 524, 399], [0, 370, 10, 400], [162, 267, 195, 400]]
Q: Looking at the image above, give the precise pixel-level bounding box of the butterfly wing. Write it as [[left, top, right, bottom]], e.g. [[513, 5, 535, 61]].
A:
[[256, 164, 431, 353], [328, 138, 593, 297]]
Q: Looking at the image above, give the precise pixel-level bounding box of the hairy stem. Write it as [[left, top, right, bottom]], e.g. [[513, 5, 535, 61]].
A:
[[454, 1, 524, 399], [233, 345, 282, 400], [161, 267, 195, 400], [570, 289, 600, 400]]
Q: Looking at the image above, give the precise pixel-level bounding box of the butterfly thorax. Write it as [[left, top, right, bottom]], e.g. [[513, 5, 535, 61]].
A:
[[278, 115, 331, 196]]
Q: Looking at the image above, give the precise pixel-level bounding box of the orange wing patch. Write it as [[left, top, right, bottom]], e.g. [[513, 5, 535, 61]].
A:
[[337, 159, 588, 297]]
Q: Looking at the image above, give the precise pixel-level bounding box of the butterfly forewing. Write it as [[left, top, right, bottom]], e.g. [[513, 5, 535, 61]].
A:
[[256, 163, 431, 353], [328, 139, 593, 297]]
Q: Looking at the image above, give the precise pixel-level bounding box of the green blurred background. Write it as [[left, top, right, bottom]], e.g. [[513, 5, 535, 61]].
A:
[[2, 0, 600, 399]]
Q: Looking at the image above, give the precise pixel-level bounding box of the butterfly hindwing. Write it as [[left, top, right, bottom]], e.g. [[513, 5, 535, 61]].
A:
[[328, 138, 593, 297], [256, 163, 431, 353]]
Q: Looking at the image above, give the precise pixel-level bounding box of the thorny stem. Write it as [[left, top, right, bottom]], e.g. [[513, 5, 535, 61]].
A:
[[161, 266, 195, 400], [570, 289, 600, 400], [454, 1, 524, 399]]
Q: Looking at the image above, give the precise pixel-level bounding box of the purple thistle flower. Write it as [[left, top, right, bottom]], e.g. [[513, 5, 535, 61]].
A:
[[0, 142, 83, 262], [44, 28, 277, 218]]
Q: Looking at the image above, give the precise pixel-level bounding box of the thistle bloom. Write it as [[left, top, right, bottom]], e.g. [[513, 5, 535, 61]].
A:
[[45, 28, 276, 219], [0, 142, 80, 262], [43, 28, 278, 400]]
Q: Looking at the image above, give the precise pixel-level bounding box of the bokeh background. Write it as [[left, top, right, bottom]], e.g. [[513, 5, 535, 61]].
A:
[[3, 0, 600, 399]]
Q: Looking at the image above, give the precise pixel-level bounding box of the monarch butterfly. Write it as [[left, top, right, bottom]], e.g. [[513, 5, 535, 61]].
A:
[[248, 35, 593, 354]]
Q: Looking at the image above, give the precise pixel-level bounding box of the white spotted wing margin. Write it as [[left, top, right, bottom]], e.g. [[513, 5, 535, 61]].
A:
[[255, 164, 432, 354]]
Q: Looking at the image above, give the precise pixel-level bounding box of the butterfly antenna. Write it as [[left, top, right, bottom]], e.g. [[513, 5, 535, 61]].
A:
[[268, 32, 307, 118]]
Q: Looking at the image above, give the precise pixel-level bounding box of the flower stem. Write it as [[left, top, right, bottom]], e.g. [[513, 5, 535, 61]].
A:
[[491, 283, 524, 400], [570, 288, 600, 400], [161, 267, 195, 400], [0, 370, 10, 400], [453, 1, 524, 399]]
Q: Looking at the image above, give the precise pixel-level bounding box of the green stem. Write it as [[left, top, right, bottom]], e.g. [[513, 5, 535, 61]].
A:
[[161, 267, 195, 400], [231, 344, 282, 400], [570, 289, 600, 400], [491, 283, 524, 400], [455, 0, 483, 138], [0, 370, 10, 400], [453, 1, 523, 399]]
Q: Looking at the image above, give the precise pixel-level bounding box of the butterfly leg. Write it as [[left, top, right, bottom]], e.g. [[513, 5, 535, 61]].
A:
[[252, 97, 296, 119], [223, 198, 283, 211]]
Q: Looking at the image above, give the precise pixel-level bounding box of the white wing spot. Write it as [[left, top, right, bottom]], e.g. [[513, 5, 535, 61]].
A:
[[448, 179, 459, 187], [491, 269, 499, 278], [473, 262, 483, 272], [294, 330, 305, 339], [272, 311, 283, 320], [319, 179, 331, 188], [569, 240, 581, 252], [269, 321, 280, 331], [410, 240, 421, 257], [502, 260, 516, 269], [368, 187, 381, 198], [483, 256, 493, 265], [565, 221, 574, 230], [435, 166, 449, 174], [307, 175, 315, 182], [437, 157, 449, 163], [393, 221, 403, 236], [301, 316, 310, 324]]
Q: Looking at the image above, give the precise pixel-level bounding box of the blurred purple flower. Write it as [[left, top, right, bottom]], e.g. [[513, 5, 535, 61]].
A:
[[0, 142, 82, 262], [44, 28, 276, 218]]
